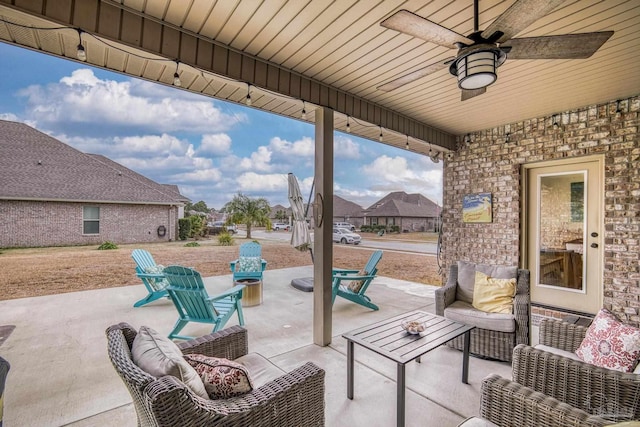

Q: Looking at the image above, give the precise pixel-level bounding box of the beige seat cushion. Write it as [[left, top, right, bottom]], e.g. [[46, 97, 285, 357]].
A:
[[234, 353, 285, 389], [444, 300, 515, 333], [456, 261, 518, 304], [534, 344, 582, 361], [132, 326, 208, 399]]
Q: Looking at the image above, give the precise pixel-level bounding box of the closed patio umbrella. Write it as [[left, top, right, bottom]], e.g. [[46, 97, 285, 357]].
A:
[[288, 173, 312, 253]]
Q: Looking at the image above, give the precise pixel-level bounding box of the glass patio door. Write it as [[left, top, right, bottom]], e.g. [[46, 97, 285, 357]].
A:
[[525, 158, 603, 314]]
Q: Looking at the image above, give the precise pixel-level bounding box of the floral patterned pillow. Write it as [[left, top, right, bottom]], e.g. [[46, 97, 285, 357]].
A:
[[144, 264, 165, 275], [347, 270, 369, 293], [184, 354, 254, 399], [575, 308, 640, 373], [236, 257, 262, 272]]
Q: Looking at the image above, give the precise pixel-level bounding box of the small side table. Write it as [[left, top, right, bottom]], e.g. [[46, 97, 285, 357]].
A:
[[236, 278, 262, 306]]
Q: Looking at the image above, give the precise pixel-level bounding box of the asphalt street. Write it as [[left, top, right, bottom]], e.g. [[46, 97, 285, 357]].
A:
[[242, 229, 437, 255]]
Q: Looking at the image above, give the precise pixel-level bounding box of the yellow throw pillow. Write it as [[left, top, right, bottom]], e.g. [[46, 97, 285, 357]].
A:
[[472, 271, 517, 314]]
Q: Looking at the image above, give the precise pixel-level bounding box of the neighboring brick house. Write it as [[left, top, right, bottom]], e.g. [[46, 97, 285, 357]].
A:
[[441, 95, 640, 327], [365, 191, 442, 232], [0, 120, 188, 248], [333, 195, 364, 228], [270, 204, 291, 223]]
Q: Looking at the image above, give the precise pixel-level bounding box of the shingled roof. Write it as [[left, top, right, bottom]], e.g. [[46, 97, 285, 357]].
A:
[[334, 195, 363, 217], [367, 191, 441, 217], [0, 120, 186, 204]]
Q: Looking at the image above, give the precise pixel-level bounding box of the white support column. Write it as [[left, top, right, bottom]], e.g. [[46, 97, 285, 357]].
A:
[[313, 107, 334, 346]]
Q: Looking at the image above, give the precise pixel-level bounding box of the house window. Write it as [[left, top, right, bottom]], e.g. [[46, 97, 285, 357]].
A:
[[83, 206, 100, 234]]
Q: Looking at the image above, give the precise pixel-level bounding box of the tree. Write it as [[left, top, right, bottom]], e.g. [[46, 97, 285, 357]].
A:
[[275, 209, 287, 221], [224, 193, 271, 239], [192, 201, 209, 212]]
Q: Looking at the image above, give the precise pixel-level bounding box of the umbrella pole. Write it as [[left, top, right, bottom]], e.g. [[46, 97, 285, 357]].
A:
[[305, 179, 315, 264]]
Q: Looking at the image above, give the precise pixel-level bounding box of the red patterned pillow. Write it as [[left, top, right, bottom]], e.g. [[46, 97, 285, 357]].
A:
[[575, 308, 640, 373], [184, 354, 254, 399]]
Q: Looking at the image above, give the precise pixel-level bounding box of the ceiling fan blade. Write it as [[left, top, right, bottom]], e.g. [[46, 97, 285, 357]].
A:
[[381, 9, 472, 49], [377, 59, 453, 92], [482, 0, 566, 44], [461, 87, 486, 101], [503, 32, 614, 59]]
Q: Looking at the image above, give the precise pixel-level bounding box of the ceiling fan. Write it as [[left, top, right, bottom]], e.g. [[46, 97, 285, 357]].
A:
[[378, 0, 613, 101]]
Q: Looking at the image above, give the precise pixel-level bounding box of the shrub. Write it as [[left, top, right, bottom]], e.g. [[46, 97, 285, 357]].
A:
[[389, 225, 400, 233], [178, 218, 191, 240], [188, 215, 205, 238], [218, 232, 234, 246], [97, 241, 118, 250], [360, 225, 371, 232], [184, 241, 200, 247]]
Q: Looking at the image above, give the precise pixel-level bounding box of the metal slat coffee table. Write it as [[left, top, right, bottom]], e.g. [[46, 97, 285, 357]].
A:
[[342, 310, 475, 427]]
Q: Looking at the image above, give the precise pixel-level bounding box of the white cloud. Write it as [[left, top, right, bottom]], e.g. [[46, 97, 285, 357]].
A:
[[0, 112, 19, 121], [236, 172, 288, 192], [198, 134, 232, 156], [359, 154, 443, 204], [239, 146, 273, 172], [18, 69, 246, 135], [334, 135, 360, 159], [269, 136, 314, 157]]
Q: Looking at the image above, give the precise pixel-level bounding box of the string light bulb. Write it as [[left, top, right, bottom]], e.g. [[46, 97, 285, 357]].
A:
[[346, 116, 350, 133], [552, 115, 559, 129], [405, 135, 409, 150], [379, 127, 383, 142], [464, 134, 472, 146], [246, 84, 252, 106], [301, 101, 306, 120], [76, 29, 86, 61], [172, 61, 181, 87]]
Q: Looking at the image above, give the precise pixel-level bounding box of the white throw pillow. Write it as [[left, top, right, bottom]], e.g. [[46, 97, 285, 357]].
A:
[[132, 326, 208, 399]]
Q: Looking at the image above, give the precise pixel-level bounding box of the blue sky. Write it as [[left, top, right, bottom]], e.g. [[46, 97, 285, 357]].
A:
[[0, 42, 443, 210]]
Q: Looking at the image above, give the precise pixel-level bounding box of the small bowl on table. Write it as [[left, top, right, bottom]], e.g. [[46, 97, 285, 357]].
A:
[[401, 319, 426, 335]]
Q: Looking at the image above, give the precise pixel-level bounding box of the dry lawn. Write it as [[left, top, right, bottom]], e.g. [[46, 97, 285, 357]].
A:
[[0, 234, 442, 301]]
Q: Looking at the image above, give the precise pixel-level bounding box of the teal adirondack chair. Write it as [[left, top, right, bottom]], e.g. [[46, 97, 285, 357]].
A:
[[163, 265, 245, 340], [131, 249, 170, 307], [230, 242, 268, 283], [332, 250, 383, 311]]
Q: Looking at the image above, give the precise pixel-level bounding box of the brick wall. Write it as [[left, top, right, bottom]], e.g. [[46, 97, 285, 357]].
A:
[[0, 200, 178, 247], [441, 95, 639, 325]]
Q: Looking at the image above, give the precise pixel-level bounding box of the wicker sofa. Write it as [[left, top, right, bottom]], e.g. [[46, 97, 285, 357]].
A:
[[458, 374, 613, 427], [435, 262, 530, 362], [106, 323, 325, 427], [511, 319, 640, 423]]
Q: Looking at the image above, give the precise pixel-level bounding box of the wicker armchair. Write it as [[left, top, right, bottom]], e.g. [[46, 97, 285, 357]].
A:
[[511, 319, 640, 422], [435, 263, 530, 362], [0, 356, 9, 427], [471, 374, 612, 427], [106, 323, 325, 427]]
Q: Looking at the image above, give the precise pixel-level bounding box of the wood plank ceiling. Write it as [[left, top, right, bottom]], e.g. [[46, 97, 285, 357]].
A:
[[0, 0, 638, 156]]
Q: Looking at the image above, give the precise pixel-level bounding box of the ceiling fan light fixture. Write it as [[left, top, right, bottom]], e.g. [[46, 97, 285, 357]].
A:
[[450, 45, 505, 90]]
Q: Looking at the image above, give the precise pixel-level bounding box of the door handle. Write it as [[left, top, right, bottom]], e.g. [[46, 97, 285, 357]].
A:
[[590, 243, 598, 248]]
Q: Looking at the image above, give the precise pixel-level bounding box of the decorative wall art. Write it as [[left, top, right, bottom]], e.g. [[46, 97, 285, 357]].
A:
[[463, 192, 492, 223]]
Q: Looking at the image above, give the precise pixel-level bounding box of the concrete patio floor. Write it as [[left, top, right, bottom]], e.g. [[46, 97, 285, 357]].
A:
[[0, 266, 512, 427]]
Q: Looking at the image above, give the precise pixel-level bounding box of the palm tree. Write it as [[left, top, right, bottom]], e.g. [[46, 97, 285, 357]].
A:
[[224, 193, 271, 239]]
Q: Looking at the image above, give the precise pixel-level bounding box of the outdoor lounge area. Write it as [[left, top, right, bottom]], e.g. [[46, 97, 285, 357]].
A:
[[0, 266, 517, 427]]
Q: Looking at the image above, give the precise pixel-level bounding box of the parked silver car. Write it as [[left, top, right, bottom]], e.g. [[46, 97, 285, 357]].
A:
[[272, 222, 290, 231], [332, 228, 361, 245]]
